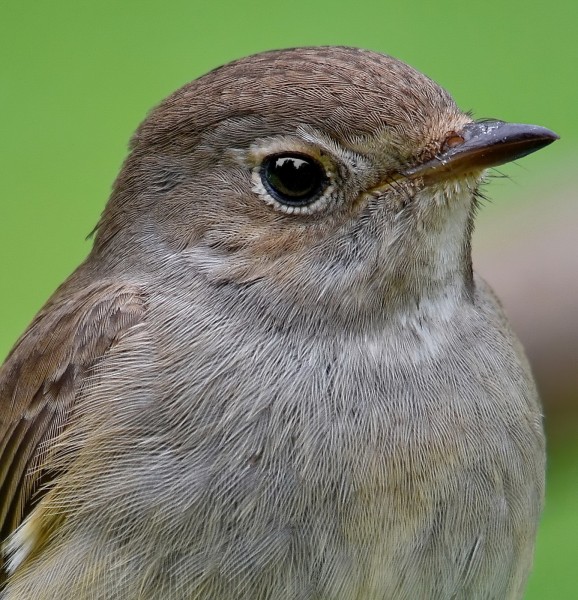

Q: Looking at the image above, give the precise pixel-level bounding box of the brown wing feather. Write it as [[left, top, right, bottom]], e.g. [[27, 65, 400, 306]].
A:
[[0, 278, 146, 581]]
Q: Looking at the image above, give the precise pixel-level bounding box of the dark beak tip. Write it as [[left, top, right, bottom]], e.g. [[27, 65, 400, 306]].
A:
[[548, 130, 560, 141], [518, 124, 560, 143]]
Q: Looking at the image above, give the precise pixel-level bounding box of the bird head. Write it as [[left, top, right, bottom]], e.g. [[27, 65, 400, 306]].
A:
[[93, 47, 557, 323]]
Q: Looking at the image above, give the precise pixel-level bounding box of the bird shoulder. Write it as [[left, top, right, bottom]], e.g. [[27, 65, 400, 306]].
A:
[[0, 277, 146, 582]]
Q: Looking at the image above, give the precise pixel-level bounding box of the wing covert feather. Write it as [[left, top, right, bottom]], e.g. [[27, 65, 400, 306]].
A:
[[0, 280, 146, 579]]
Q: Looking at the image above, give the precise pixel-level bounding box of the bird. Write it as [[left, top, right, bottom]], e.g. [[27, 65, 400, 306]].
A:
[[0, 46, 558, 599]]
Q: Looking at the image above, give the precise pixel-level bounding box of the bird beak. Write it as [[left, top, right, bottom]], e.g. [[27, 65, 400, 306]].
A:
[[401, 120, 559, 182]]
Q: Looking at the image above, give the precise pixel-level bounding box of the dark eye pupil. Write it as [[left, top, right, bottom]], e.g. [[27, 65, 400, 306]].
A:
[[261, 153, 326, 206]]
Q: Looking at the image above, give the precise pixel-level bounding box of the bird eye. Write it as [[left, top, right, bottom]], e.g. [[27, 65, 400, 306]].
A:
[[260, 153, 327, 207]]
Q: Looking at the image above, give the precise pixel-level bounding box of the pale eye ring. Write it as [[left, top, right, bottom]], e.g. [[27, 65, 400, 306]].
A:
[[260, 153, 328, 207]]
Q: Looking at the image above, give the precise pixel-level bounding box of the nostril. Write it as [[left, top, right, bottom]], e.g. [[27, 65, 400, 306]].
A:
[[442, 132, 465, 151]]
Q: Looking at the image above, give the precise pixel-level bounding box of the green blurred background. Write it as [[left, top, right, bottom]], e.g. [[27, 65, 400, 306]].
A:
[[1, 1, 576, 597]]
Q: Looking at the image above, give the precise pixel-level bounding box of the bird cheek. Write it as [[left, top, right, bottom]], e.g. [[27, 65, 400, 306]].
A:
[[366, 177, 419, 213]]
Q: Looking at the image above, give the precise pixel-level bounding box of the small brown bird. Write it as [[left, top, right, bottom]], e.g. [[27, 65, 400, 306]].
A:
[[0, 47, 557, 599]]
